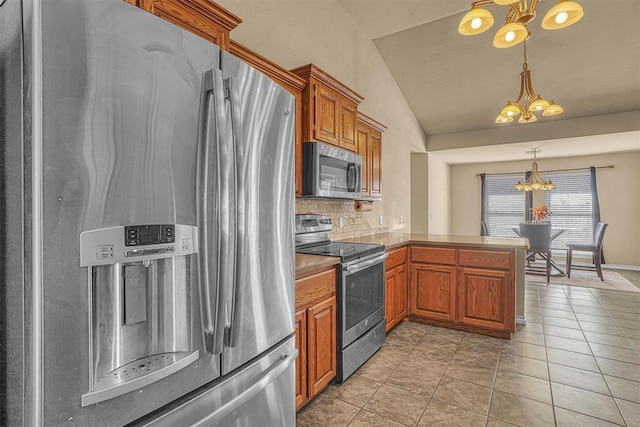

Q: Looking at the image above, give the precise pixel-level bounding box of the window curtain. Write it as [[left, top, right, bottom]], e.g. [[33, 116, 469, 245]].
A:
[[591, 166, 605, 264], [480, 173, 487, 235], [524, 171, 533, 222]]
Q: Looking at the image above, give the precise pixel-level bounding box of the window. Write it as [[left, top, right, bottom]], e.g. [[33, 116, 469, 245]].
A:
[[482, 174, 525, 238], [544, 171, 593, 250]]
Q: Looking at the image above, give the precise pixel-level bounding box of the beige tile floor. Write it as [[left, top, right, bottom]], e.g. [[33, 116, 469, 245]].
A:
[[297, 279, 640, 426]]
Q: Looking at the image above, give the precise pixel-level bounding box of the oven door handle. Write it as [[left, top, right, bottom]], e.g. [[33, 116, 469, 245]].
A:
[[343, 252, 388, 274]]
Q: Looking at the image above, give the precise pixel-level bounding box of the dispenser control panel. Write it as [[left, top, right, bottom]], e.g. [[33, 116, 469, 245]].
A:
[[80, 224, 198, 267], [125, 224, 174, 246]]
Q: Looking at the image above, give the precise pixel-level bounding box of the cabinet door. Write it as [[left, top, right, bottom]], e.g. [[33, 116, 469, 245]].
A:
[[395, 266, 407, 321], [385, 268, 397, 332], [294, 309, 308, 410], [410, 264, 456, 322], [356, 124, 370, 197], [314, 84, 340, 146], [339, 99, 358, 152], [307, 296, 337, 396], [458, 267, 512, 332], [369, 129, 382, 198]]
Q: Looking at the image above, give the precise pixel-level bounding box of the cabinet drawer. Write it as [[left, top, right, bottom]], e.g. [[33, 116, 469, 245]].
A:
[[458, 249, 512, 270], [411, 246, 456, 265], [386, 247, 408, 270], [296, 268, 336, 309]]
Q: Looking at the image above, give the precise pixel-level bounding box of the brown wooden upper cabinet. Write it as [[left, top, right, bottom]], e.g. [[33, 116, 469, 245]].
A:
[[290, 64, 364, 153], [124, 0, 242, 51], [357, 113, 385, 200]]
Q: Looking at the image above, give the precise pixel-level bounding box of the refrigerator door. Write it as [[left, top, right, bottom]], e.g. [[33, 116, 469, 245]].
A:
[[21, 0, 222, 424], [219, 52, 296, 374], [132, 335, 297, 427]]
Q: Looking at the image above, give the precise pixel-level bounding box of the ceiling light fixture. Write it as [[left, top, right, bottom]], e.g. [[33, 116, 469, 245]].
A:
[[514, 148, 556, 191], [458, 0, 584, 48], [495, 41, 563, 124]]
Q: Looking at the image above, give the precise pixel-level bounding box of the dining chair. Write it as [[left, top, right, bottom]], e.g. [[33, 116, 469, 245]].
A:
[[519, 222, 552, 283], [566, 222, 608, 281]]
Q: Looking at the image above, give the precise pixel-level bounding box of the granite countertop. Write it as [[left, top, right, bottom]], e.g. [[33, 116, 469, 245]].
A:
[[338, 232, 530, 250], [295, 253, 340, 279], [295, 233, 529, 277]]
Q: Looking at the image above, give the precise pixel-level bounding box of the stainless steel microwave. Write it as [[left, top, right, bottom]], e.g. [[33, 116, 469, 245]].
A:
[[302, 142, 362, 199]]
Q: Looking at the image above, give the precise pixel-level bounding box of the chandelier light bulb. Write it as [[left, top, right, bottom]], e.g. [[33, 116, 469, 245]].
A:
[[529, 97, 551, 112], [458, 8, 494, 35], [555, 11, 569, 24], [542, 101, 564, 116], [495, 114, 513, 124], [518, 113, 537, 123], [460, 0, 585, 45]]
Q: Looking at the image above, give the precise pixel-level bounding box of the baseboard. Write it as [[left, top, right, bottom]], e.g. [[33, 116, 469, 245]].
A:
[[516, 315, 526, 325], [602, 264, 640, 272]]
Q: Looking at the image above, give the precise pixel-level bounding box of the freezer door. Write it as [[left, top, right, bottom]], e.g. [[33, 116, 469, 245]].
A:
[[132, 335, 297, 427], [28, 0, 223, 424], [219, 52, 296, 374]]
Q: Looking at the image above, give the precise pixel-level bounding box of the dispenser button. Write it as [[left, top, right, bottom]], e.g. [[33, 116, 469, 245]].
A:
[[96, 245, 114, 261]]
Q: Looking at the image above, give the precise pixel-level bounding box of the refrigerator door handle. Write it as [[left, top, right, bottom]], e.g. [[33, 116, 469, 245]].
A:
[[192, 348, 298, 427], [198, 68, 233, 355], [224, 76, 244, 349]]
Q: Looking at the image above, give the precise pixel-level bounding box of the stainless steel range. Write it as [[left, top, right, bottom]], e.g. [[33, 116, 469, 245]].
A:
[[295, 215, 387, 382]]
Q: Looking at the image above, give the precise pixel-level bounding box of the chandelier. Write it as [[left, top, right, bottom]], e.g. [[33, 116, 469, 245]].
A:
[[458, 0, 584, 49], [514, 148, 556, 191], [495, 41, 563, 124]]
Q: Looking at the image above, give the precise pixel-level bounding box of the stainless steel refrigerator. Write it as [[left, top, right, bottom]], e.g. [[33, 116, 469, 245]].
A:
[[1, 0, 296, 425]]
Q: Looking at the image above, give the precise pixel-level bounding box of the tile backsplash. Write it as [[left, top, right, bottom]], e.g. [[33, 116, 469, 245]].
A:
[[295, 198, 388, 240]]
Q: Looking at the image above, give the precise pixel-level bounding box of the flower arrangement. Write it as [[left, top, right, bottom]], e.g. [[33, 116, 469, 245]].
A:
[[530, 205, 552, 223]]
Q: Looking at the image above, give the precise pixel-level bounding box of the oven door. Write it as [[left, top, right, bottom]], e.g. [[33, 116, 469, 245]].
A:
[[339, 252, 388, 348]]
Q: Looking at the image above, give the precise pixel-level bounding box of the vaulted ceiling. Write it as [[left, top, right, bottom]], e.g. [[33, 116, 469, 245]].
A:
[[336, 0, 640, 159]]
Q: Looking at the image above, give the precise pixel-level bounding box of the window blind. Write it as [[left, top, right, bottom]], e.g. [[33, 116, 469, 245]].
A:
[[483, 174, 525, 238], [544, 171, 593, 250]]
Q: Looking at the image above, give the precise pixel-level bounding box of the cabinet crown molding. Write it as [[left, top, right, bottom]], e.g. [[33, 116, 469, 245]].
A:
[[290, 64, 364, 105], [185, 0, 242, 30], [358, 112, 386, 132]]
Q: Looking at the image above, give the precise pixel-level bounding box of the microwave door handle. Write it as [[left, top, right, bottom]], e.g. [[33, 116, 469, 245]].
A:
[[198, 68, 230, 355], [224, 76, 243, 349], [344, 252, 388, 274], [347, 163, 358, 192]]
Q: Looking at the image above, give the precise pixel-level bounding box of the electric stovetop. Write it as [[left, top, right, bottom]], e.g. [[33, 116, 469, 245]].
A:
[[296, 241, 384, 262]]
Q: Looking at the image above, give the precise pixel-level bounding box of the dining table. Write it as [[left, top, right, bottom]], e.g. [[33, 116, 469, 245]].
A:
[[512, 225, 566, 276]]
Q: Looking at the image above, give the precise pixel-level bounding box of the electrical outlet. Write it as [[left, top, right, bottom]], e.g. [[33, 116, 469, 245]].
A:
[[338, 216, 344, 228], [379, 215, 384, 225], [400, 215, 404, 224]]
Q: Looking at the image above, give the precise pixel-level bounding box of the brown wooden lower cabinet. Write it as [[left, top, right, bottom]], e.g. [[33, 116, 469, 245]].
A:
[[307, 296, 337, 396], [458, 267, 511, 332], [385, 247, 408, 332], [409, 246, 515, 338], [294, 268, 337, 410], [294, 309, 307, 409], [410, 264, 456, 323]]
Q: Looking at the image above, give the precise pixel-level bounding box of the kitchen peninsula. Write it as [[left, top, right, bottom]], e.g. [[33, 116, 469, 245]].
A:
[[296, 233, 529, 339]]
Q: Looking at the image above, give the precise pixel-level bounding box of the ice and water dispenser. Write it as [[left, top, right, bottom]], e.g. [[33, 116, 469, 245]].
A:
[[80, 224, 199, 406]]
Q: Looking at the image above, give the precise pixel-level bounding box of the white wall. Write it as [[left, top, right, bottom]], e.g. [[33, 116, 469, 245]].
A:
[[447, 151, 640, 266], [217, 0, 427, 233], [427, 154, 450, 234], [410, 153, 429, 233]]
